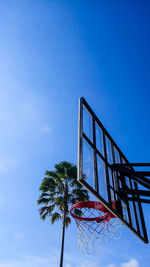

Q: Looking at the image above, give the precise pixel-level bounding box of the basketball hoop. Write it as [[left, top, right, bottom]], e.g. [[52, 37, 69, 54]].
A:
[[70, 201, 122, 253]]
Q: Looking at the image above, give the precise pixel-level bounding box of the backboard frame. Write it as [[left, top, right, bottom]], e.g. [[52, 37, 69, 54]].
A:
[[78, 97, 148, 244]]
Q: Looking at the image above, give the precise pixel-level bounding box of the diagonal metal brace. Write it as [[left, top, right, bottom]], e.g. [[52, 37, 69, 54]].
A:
[[111, 163, 150, 189], [111, 163, 150, 203]]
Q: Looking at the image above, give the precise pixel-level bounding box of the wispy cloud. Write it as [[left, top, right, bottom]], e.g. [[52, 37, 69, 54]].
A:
[[65, 258, 139, 267], [0, 255, 140, 267], [23, 102, 40, 122], [121, 259, 139, 267], [41, 124, 52, 135], [13, 232, 25, 241], [65, 264, 72, 267], [0, 193, 4, 210], [76, 260, 100, 267], [0, 156, 18, 173], [0, 163, 5, 172], [0, 254, 59, 267]]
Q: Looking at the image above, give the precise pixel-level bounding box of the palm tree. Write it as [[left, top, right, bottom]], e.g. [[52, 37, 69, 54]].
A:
[[37, 161, 89, 267]]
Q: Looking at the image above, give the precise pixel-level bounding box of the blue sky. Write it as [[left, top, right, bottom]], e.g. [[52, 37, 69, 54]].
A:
[[0, 1, 150, 266]]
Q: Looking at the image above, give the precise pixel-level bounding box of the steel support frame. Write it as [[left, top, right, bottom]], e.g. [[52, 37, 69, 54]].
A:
[[112, 163, 150, 203]]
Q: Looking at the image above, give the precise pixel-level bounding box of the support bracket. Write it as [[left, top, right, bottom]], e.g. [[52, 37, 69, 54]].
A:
[[111, 163, 150, 204]]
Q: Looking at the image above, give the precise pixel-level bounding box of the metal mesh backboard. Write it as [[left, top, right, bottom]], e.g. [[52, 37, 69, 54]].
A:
[[78, 97, 148, 243]]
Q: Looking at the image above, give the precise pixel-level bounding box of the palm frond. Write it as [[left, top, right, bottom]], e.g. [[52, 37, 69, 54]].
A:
[[37, 197, 50, 205], [39, 177, 56, 192], [54, 196, 64, 205], [65, 216, 71, 228], [39, 192, 50, 197], [39, 206, 48, 216], [45, 171, 58, 178], [39, 205, 55, 217], [67, 165, 77, 180], [50, 212, 61, 224], [72, 188, 89, 198]]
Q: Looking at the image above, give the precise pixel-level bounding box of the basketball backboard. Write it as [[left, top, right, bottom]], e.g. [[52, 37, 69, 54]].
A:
[[78, 97, 149, 243]]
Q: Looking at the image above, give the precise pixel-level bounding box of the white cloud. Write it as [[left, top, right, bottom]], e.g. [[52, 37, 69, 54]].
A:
[[23, 102, 40, 122], [0, 163, 5, 171], [0, 193, 4, 209], [13, 232, 25, 241], [70, 258, 139, 267], [0, 254, 59, 267], [0, 255, 140, 267], [0, 156, 18, 173], [108, 264, 116, 267], [76, 260, 100, 267], [121, 259, 139, 267], [41, 124, 52, 134]]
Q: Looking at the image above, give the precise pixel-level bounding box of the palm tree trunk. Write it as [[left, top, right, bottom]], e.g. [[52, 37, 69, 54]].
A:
[[59, 178, 68, 267], [59, 207, 66, 267]]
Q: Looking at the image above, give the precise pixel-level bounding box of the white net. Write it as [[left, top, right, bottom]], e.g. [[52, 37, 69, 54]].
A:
[[72, 205, 123, 254]]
